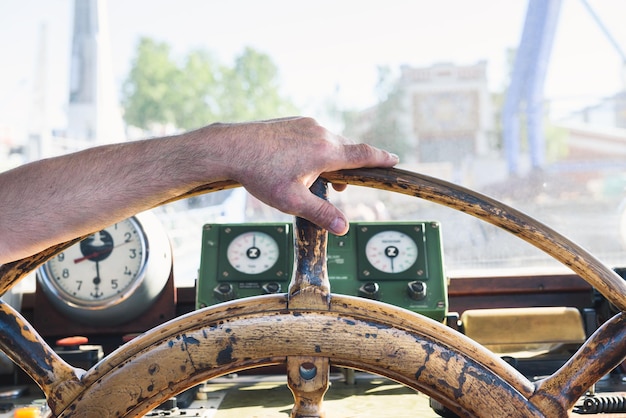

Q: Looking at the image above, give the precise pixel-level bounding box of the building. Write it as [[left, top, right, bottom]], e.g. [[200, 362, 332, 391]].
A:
[[398, 61, 492, 166], [65, 0, 124, 145]]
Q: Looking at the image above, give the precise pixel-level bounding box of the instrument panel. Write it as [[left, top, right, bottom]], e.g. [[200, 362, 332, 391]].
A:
[[197, 221, 448, 321]]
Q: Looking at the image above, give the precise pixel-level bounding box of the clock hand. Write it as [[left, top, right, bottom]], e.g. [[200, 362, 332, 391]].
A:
[[94, 261, 101, 285], [73, 240, 131, 263], [91, 261, 103, 298]]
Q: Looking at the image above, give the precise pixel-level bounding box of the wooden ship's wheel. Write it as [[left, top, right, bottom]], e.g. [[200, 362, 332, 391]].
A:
[[1, 167, 626, 417]]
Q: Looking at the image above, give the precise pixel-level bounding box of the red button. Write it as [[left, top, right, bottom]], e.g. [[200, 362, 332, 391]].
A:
[[56, 336, 89, 347]]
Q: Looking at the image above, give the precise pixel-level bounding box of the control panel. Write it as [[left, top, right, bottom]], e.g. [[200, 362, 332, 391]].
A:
[[197, 221, 447, 321]]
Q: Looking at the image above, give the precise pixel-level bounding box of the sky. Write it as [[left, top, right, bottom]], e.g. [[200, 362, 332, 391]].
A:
[[2, 0, 626, 142]]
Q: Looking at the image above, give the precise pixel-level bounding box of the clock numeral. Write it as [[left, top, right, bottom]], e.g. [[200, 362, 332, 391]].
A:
[[124, 232, 132, 243], [111, 279, 119, 289], [129, 249, 137, 259], [124, 266, 132, 276], [75, 280, 82, 291], [61, 268, 70, 279]]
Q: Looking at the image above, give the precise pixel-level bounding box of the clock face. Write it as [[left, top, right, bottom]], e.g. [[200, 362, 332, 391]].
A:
[[41, 218, 147, 305], [226, 231, 280, 275], [38, 212, 172, 326], [364, 230, 419, 274]]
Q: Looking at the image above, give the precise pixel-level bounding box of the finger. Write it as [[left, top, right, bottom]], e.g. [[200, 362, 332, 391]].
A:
[[289, 188, 349, 236], [337, 143, 399, 170]]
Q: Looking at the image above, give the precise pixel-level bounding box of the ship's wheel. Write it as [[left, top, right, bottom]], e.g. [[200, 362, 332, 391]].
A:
[[1, 167, 626, 417]]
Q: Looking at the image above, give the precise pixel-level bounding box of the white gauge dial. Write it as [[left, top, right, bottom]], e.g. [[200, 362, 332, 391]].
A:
[[227, 231, 280, 274], [365, 230, 418, 274]]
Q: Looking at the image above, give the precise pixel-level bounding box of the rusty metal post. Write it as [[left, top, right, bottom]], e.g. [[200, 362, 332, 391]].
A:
[[288, 178, 331, 309], [287, 178, 331, 417]]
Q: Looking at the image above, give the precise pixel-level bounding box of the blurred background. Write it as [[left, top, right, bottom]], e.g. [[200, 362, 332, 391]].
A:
[[2, 0, 626, 285]]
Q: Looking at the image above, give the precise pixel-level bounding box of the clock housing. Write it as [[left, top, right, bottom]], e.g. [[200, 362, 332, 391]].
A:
[[37, 211, 172, 326]]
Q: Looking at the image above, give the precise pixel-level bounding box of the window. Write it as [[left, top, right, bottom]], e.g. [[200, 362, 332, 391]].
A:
[[3, 0, 626, 284]]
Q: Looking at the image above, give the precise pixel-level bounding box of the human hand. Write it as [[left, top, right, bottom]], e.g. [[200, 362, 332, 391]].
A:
[[0, 117, 394, 263], [222, 117, 399, 235]]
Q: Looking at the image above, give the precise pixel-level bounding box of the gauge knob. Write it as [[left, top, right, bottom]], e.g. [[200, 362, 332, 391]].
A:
[[359, 282, 380, 299], [214, 283, 235, 301], [263, 282, 282, 294], [407, 281, 427, 300]]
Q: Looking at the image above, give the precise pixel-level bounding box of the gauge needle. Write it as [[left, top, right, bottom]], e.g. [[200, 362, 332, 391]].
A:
[[73, 240, 131, 263]]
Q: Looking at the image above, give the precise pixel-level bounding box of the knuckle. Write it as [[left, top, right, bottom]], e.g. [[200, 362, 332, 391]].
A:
[[346, 143, 374, 163], [309, 200, 335, 228], [272, 185, 306, 215]]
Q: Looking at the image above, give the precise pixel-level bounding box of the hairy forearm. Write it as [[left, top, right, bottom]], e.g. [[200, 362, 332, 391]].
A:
[[0, 117, 399, 264], [0, 124, 231, 262]]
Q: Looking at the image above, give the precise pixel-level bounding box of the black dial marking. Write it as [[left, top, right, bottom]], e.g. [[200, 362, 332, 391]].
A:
[[79, 230, 115, 262]]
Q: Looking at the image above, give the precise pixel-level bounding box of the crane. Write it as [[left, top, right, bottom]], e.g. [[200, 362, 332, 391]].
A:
[[502, 0, 625, 175], [502, 0, 562, 176]]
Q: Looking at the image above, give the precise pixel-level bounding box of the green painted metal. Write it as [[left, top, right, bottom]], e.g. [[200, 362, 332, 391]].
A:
[[196, 221, 448, 321]]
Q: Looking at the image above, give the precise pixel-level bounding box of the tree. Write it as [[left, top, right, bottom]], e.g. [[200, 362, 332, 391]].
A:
[[219, 47, 298, 121], [122, 39, 297, 131], [171, 49, 221, 129], [121, 38, 182, 130]]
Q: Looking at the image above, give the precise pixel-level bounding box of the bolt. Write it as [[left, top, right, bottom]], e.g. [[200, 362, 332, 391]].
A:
[[299, 362, 318, 380]]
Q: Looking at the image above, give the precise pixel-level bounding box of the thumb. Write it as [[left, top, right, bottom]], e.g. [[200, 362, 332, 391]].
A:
[[294, 189, 349, 236]]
